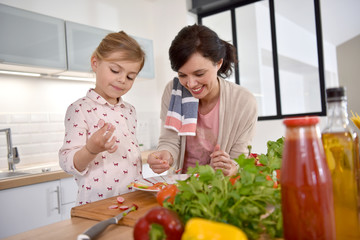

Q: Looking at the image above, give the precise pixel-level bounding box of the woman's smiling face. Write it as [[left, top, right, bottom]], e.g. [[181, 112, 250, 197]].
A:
[[91, 52, 142, 105], [177, 52, 222, 101]]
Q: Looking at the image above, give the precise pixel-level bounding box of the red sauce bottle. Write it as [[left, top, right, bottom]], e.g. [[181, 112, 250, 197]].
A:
[[281, 117, 336, 240]]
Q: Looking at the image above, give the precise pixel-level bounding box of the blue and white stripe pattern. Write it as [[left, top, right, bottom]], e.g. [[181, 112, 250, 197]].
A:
[[165, 77, 199, 136]]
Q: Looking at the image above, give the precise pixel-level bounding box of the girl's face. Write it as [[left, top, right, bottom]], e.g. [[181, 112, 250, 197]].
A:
[[177, 52, 222, 101], [91, 52, 142, 105]]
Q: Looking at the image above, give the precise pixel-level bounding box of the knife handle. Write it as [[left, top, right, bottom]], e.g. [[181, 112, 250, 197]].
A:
[[77, 218, 116, 240]]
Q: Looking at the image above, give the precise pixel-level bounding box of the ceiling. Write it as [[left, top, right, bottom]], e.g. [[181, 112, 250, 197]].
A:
[[275, 0, 360, 46]]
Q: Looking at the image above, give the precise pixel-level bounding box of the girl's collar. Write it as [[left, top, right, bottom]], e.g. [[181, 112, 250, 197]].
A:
[[87, 88, 125, 107]]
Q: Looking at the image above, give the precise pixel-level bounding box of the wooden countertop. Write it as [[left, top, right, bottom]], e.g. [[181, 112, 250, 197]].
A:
[[3, 217, 134, 240], [5, 190, 159, 240], [0, 170, 73, 190], [4, 185, 283, 240], [0, 150, 155, 191]]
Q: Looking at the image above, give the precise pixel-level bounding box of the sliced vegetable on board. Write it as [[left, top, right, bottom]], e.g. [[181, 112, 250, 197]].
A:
[[119, 206, 129, 211], [133, 181, 168, 190], [108, 205, 119, 210], [117, 196, 125, 204]]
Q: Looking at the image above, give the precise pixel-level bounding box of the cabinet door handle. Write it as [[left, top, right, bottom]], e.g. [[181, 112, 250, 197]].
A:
[[55, 186, 62, 214]]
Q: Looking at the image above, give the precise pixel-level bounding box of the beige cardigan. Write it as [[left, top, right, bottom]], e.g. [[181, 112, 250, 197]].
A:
[[157, 77, 258, 171]]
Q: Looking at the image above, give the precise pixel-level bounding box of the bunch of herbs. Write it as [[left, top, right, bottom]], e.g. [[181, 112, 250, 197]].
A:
[[164, 137, 284, 240]]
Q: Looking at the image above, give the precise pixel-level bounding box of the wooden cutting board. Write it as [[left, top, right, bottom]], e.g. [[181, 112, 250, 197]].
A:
[[71, 190, 159, 227]]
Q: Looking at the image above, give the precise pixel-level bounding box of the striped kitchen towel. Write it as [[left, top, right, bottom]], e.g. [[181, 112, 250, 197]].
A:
[[164, 78, 199, 136]]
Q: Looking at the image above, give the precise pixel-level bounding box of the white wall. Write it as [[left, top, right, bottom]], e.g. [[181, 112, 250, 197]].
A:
[[337, 35, 360, 118], [0, 0, 197, 168], [0, 0, 196, 113], [0, 0, 352, 168], [252, 117, 328, 154]]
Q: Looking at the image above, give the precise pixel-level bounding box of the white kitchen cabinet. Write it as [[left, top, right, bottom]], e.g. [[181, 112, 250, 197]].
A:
[[59, 177, 78, 220], [0, 177, 77, 239], [0, 3, 155, 79], [132, 36, 155, 79], [64, 21, 111, 76], [0, 3, 67, 74], [64, 21, 155, 79]]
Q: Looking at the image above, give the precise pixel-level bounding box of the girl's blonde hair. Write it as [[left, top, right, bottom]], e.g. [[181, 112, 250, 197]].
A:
[[92, 31, 145, 72]]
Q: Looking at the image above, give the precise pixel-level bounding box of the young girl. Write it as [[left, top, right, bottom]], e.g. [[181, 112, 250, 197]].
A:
[[59, 31, 145, 205]]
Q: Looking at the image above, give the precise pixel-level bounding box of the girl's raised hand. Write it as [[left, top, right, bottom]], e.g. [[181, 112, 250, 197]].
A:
[[85, 119, 118, 155]]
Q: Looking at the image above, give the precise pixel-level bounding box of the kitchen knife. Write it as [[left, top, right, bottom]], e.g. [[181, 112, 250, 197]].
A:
[[77, 204, 138, 240]]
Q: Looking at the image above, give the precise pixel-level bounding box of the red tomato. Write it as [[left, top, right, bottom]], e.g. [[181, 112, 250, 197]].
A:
[[156, 184, 178, 206], [249, 153, 265, 166], [265, 171, 280, 188], [276, 169, 281, 180], [229, 175, 241, 185], [249, 153, 258, 159]]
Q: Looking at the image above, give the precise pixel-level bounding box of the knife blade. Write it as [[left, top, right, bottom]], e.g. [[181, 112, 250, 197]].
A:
[[77, 204, 138, 240]]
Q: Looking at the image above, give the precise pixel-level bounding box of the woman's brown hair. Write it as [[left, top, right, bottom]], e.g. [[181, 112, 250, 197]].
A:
[[169, 24, 237, 78]]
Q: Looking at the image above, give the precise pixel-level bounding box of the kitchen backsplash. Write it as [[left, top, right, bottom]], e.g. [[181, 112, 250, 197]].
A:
[[0, 111, 160, 169], [0, 112, 64, 169]]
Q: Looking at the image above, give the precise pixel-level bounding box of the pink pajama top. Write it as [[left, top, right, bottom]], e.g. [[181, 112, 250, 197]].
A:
[[59, 89, 142, 205]]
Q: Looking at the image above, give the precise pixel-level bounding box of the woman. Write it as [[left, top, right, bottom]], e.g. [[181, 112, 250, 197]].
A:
[[148, 24, 258, 176]]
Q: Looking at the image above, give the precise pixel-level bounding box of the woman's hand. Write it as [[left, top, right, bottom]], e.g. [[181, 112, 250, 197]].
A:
[[147, 150, 173, 174], [86, 119, 118, 155], [210, 144, 237, 176]]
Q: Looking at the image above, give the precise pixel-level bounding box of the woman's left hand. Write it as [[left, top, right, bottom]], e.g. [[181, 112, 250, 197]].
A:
[[210, 144, 238, 176]]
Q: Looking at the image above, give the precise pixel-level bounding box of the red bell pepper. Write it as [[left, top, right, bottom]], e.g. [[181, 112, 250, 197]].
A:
[[133, 207, 184, 240]]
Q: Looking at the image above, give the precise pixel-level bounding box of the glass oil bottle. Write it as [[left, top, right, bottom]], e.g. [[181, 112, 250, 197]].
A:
[[322, 87, 360, 239]]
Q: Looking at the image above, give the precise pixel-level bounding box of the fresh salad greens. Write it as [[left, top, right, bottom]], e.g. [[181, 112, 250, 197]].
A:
[[164, 137, 284, 240]]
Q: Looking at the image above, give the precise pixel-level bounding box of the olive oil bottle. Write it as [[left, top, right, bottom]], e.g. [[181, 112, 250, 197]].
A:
[[322, 87, 360, 239]]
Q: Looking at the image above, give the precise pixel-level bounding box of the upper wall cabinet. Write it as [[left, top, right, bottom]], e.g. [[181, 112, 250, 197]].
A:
[[0, 3, 155, 79], [64, 21, 110, 76], [63, 22, 155, 79], [0, 3, 67, 74], [132, 36, 155, 79]]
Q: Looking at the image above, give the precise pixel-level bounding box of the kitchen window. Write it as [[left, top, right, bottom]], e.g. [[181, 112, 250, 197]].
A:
[[191, 0, 326, 120]]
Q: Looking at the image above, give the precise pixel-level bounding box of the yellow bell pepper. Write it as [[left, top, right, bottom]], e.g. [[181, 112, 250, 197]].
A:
[[181, 218, 248, 240]]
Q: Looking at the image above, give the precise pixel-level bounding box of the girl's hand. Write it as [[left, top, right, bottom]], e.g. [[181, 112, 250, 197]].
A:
[[210, 144, 237, 176], [147, 150, 173, 174], [86, 119, 118, 155]]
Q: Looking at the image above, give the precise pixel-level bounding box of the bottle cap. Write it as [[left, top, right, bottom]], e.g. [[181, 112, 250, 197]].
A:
[[283, 116, 319, 126], [326, 87, 347, 102]]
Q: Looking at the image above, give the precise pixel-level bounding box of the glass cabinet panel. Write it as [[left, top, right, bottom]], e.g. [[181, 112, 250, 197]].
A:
[[132, 36, 155, 79], [65, 21, 110, 73], [0, 3, 66, 71], [66, 21, 155, 79]]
